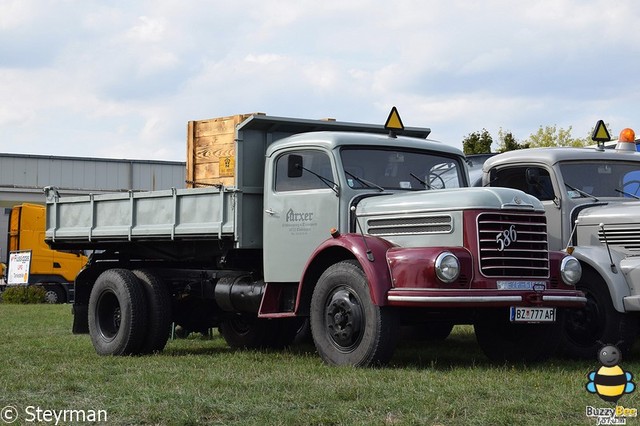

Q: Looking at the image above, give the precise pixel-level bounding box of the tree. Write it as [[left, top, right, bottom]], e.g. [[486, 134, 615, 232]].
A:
[[496, 128, 529, 152], [462, 129, 493, 155], [525, 125, 589, 148]]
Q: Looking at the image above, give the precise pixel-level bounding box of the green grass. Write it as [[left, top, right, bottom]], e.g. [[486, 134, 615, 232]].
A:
[[1, 304, 639, 425]]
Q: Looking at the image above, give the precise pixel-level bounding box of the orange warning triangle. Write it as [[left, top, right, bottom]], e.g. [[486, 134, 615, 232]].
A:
[[384, 106, 404, 131], [592, 120, 611, 142]]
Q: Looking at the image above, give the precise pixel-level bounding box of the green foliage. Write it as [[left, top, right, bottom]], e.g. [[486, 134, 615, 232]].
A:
[[1, 285, 46, 304], [496, 128, 530, 152], [462, 129, 493, 155], [525, 125, 589, 148]]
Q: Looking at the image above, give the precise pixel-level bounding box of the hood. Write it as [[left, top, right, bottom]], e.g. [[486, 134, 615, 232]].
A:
[[355, 187, 543, 217], [578, 201, 640, 226]]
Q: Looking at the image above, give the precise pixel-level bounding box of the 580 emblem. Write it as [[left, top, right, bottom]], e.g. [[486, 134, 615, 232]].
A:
[[496, 224, 517, 251]]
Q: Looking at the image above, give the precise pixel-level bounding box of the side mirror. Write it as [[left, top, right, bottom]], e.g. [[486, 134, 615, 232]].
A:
[[287, 154, 303, 178], [525, 167, 541, 184], [488, 168, 497, 184]]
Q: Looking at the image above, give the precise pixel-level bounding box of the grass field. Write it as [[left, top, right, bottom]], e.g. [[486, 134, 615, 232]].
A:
[[1, 304, 639, 425]]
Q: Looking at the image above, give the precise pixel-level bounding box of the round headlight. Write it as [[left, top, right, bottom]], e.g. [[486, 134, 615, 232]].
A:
[[561, 256, 582, 285], [435, 252, 460, 283]]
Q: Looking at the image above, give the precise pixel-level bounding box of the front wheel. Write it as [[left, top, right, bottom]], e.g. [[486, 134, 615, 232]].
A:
[[475, 308, 561, 362], [310, 260, 399, 367], [560, 270, 638, 359]]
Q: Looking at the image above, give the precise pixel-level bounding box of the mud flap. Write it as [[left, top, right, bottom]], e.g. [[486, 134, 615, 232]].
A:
[[72, 303, 89, 334]]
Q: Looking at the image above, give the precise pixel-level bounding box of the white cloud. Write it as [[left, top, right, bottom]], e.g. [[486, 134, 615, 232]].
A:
[[0, 0, 639, 160]]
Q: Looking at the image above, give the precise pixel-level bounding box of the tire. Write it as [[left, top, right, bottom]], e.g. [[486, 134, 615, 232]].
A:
[[474, 308, 561, 362], [560, 270, 638, 359], [310, 260, 399, 367], [219, 315, 301, 349], [88, 269, 148, 356], [42, 284, 66, 304], [132, 269, 173, 354]]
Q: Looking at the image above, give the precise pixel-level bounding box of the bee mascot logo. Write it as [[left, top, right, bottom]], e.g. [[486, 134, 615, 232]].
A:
[[586, 344, 635, 403]]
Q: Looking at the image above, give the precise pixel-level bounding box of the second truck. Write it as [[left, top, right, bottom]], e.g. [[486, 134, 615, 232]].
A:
[[3, 203, 87, 303], [44, 112, 585, 366], [482, 127, 640, 358]]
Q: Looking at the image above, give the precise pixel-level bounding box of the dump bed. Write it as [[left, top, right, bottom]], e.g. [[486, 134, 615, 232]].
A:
[[45, 186, 236, 245]]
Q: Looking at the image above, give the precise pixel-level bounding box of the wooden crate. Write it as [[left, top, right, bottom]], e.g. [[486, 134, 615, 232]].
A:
[[186, 113, 263, 188]]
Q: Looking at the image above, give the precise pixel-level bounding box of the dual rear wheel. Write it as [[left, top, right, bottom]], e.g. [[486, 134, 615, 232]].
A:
[[88, 269, 172, 356]]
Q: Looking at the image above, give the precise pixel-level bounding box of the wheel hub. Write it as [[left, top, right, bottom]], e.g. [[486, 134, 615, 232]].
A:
[[96, 291, 122, 340], [325, 288, 363, 349], [566, 294, 602, 345]]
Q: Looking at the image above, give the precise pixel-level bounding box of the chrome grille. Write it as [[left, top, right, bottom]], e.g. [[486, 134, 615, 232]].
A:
[[598, 226, 640, 252], [477, 212, 549, 277], [366, 215, 452, 236]]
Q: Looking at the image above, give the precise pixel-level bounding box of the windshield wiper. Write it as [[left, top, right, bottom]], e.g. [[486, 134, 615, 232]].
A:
[[409, 172, 433, 190], [296, 164, 339, 195], [565, 183, 599, 202], [344, 170, 384, 192], [615, 188, 640, 199]]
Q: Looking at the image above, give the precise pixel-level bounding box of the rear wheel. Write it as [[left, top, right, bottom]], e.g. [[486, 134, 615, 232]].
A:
[[310, 260, 399, 367], [133, 269, 172, 354], [475, 308, 561, 362], [88, 269, 147, 356], [560, 270, 638, 359]]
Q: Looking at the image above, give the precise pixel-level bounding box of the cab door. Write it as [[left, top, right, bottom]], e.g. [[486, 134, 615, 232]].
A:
[[263, 149, 339, 282]]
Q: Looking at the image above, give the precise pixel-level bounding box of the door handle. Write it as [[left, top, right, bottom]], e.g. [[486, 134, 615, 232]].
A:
[[265, 209, 276, 215]]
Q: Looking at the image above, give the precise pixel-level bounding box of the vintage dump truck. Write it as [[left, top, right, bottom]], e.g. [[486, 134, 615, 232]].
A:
[[481, 128, 640, 358], [45, 112, 585, 366]]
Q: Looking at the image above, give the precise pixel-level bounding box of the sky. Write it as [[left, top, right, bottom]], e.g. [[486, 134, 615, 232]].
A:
[[1, 0, 639, 162]]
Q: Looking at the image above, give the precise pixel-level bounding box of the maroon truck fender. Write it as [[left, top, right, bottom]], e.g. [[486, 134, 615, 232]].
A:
[[296, 233, 395, 314]]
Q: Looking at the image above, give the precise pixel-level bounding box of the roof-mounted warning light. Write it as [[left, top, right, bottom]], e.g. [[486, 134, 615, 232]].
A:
[[615, 128, 637, 152]]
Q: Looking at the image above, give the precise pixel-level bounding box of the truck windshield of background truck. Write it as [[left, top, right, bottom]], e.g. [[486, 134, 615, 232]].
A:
[[340, 147, 465, 190], [559, 161, 640, 198]]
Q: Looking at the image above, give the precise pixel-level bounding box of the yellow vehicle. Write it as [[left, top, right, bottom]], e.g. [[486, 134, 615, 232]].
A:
[[5, 203, 87, 303]]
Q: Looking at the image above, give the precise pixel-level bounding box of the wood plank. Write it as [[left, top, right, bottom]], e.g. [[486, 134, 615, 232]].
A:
[[186, 121, 195, 188], [186, 113, 265, 187], [193, 141, 234, 164]]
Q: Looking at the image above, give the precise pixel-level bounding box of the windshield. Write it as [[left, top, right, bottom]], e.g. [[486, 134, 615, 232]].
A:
[[560, 161, 640, 198], [340, 147, 465, 190]]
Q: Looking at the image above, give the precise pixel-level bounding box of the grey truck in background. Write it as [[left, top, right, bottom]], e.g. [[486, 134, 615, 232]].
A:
[[482, 137, 640, 358], [45, 113, 585, 366]]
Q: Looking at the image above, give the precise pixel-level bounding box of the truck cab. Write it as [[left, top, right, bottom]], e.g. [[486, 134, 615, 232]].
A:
[[6, 203, 87, 303], [262, 132, 466, 282]]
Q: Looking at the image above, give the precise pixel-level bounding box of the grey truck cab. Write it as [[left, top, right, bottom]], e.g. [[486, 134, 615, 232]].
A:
[[482, 133, 640, 358], [45, 112, 585, 366]]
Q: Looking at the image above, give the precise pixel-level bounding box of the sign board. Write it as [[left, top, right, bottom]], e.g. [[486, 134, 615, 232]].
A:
[[7, 250, 31, 285], [592, 120, 611, 142], [219, 156, 235, 177], [384, 106, 404, 132]]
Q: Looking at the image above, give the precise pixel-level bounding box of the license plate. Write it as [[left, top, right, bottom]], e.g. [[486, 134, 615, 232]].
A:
[[509, 307, 556, 323]]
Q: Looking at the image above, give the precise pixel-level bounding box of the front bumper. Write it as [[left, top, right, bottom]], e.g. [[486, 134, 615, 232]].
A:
[[386, 289, 587, 308]]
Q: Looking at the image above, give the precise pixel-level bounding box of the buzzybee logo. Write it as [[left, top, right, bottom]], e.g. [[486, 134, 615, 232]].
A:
[[585, 344, 637, 425]]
